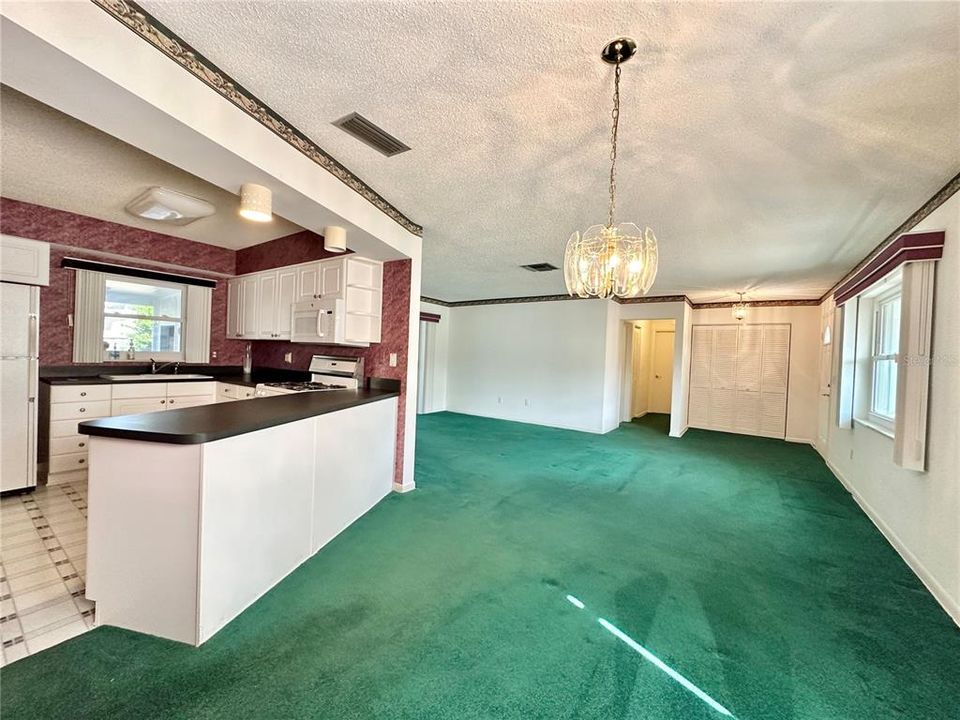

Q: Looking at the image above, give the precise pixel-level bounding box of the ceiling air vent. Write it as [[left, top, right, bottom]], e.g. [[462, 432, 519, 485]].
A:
[[332, 112, 410, 157], [521, 262, 559, 272]]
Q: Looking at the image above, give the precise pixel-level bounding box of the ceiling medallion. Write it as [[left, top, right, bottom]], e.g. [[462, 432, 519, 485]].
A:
[[564, 37, 659, 300]]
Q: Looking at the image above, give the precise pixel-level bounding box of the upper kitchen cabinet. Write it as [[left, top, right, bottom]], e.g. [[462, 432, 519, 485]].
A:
[[226, 256, 382, 345], [295, 259, 343, 302], [0, 235, 50, 286]]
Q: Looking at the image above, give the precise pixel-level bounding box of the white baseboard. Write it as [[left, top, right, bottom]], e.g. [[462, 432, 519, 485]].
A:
[[825, 459, 960, 628], [392, 481, 416, 493], [671, 425, 689, 439]]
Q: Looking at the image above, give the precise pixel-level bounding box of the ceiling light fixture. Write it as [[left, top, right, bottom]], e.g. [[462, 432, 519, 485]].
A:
[[564, 37, 658, 300], [239, 183, 272, 222], [323, 226, 347, 253], [125, 186, 215, 226], [732, 292, 748, 321]]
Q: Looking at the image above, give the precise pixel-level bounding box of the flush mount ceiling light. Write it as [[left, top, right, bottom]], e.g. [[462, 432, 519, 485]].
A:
[[125, 186, 215, 226], [323, 226, 347, 253], [238, 183, 272, 222], [564, 37, 659, 300], [732, 292, 748, 321]]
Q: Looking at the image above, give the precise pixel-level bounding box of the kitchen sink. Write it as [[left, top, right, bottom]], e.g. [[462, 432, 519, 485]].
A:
[[100, 373, 214, 381]]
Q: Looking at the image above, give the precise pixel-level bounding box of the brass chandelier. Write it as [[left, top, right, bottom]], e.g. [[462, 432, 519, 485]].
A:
[[564, 37, 659, 299]]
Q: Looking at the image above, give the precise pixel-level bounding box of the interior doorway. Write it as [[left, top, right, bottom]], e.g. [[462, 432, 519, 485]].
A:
[[416, 319, 432, 414], [623, 319, 676, 426]]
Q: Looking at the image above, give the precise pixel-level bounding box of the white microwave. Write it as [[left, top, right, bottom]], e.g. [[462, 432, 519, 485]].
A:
[[290, 297, 347, 344]]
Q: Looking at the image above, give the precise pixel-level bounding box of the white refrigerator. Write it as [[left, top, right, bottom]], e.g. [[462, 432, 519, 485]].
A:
[[1, 281, 40, 492]]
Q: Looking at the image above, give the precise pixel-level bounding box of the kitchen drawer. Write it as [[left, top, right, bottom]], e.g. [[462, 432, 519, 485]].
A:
[[111, 382, 167, 399], [50, 400, 112, 421], [217, 383, 254, 400], [50, 435, 90, 456], [50, 452, 89, 474], [50, 384, 111, 403], [166, 381, 216, 397], [166, 394, 216, 409], [47, 468, 87, 486], [51, 419, 88, 437]]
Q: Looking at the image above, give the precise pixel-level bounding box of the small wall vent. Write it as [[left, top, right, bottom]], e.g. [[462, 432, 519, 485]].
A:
[[332, 112, 410, 157], [521, 262, 559, 272]]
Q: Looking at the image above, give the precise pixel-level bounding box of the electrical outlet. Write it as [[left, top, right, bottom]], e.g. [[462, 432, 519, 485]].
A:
[[211, 350, 217, 359], [284, 352, 293, 364], [389, 352, 398, 367]]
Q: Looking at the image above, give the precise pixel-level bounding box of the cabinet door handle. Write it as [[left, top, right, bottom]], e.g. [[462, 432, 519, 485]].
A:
[[79, 407, 86, 413], [79, 442, 85, 448], [160, 400, 166, 404], [78, 458, 85, 464], [80, 392, 87, 397], [169, 400, 175, 404]]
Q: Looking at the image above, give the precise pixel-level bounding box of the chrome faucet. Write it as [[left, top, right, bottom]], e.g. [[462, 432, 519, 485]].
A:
[[150, 359, 180, 374]]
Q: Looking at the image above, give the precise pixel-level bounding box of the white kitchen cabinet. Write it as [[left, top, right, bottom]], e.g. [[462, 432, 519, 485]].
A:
[[46, 384, 111, 485], [257, 268, 297, 340], [229, 255, 382, 345], [240, 275, 260, 338], [0, 235, 50, 286], [112, 397, 168, 415], [226, 278, 243, 339]]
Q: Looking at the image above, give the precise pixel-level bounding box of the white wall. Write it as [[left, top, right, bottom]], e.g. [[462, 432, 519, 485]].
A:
[[690, 305, 821, 443], [819, 191, 960, 624], [418, 301, 450, 413], [446, 299, 610, 432]]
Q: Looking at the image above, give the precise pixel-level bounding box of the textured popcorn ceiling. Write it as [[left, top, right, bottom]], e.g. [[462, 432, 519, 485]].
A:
[[0, 86, 301, 249], [39, 4, 960, 299]]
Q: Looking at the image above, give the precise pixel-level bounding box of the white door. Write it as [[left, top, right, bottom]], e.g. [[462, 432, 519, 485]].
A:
[[226, 278, 242, 339], [649, 331, 674, 413], [258, 271, 278, 339], [320, 260, 343, 298], [417, 320, 430, 414], [275, 268, 297, 339], [1, 358, 36, 491], [240, 275, 259, 337], [296, 263, 321, 301]]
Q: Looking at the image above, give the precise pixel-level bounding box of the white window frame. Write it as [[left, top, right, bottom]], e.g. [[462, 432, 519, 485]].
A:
[[866, 285, 901, 434], [102, 274, 186, 362]]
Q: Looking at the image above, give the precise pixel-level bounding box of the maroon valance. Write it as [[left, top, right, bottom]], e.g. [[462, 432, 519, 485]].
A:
[[420, 312, 441, 323], [834, 231, 944, 305]]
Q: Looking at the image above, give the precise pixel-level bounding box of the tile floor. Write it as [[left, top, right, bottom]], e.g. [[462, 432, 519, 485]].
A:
[[1, 482, 94, 666]]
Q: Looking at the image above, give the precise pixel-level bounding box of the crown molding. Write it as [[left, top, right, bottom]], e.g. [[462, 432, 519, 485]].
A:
[[91, 0, 422, 238], [821, 170, 960, 302], [692, 299, 820, 310]]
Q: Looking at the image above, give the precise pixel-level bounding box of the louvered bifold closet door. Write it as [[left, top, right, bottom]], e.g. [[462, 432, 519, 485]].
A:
[[734, 326, 763, 434], [687, 323, 790, 439], [758, 325, 791, 438], [688, 326, 713, 427], [709, 327, 739, 430]]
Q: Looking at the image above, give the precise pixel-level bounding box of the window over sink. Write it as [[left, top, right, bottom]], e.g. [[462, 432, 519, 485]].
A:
[[103, 277, 185, 360]]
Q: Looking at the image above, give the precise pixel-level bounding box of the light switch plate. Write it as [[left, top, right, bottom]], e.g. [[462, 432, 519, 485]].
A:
[[389, 353, 398, 367]]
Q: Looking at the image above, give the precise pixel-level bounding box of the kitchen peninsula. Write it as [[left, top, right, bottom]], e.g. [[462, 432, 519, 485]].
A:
[[79, 387, 398, 646]]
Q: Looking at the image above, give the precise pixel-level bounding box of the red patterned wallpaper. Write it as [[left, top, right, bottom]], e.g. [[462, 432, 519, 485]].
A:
[[235, 229, 349, 274], [0, 197, 246, 365]]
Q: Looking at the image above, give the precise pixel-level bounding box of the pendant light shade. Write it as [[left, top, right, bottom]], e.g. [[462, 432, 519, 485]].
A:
[[564, 38, 659, 300], [323, 226, 347, 253], [239, 183, 272, 222]]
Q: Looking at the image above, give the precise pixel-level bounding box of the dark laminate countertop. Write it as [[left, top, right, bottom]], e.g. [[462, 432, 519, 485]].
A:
[[78, 388, 399, 445]]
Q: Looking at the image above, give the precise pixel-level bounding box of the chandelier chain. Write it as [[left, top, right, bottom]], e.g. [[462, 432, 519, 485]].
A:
[[607, 62, 621, 229]]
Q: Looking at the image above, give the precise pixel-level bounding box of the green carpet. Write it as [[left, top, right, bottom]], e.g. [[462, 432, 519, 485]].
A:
[[2, 412, 958, 719]]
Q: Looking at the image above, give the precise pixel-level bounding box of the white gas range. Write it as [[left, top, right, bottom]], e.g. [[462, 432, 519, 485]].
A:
[[254, 355, 363, 397]]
